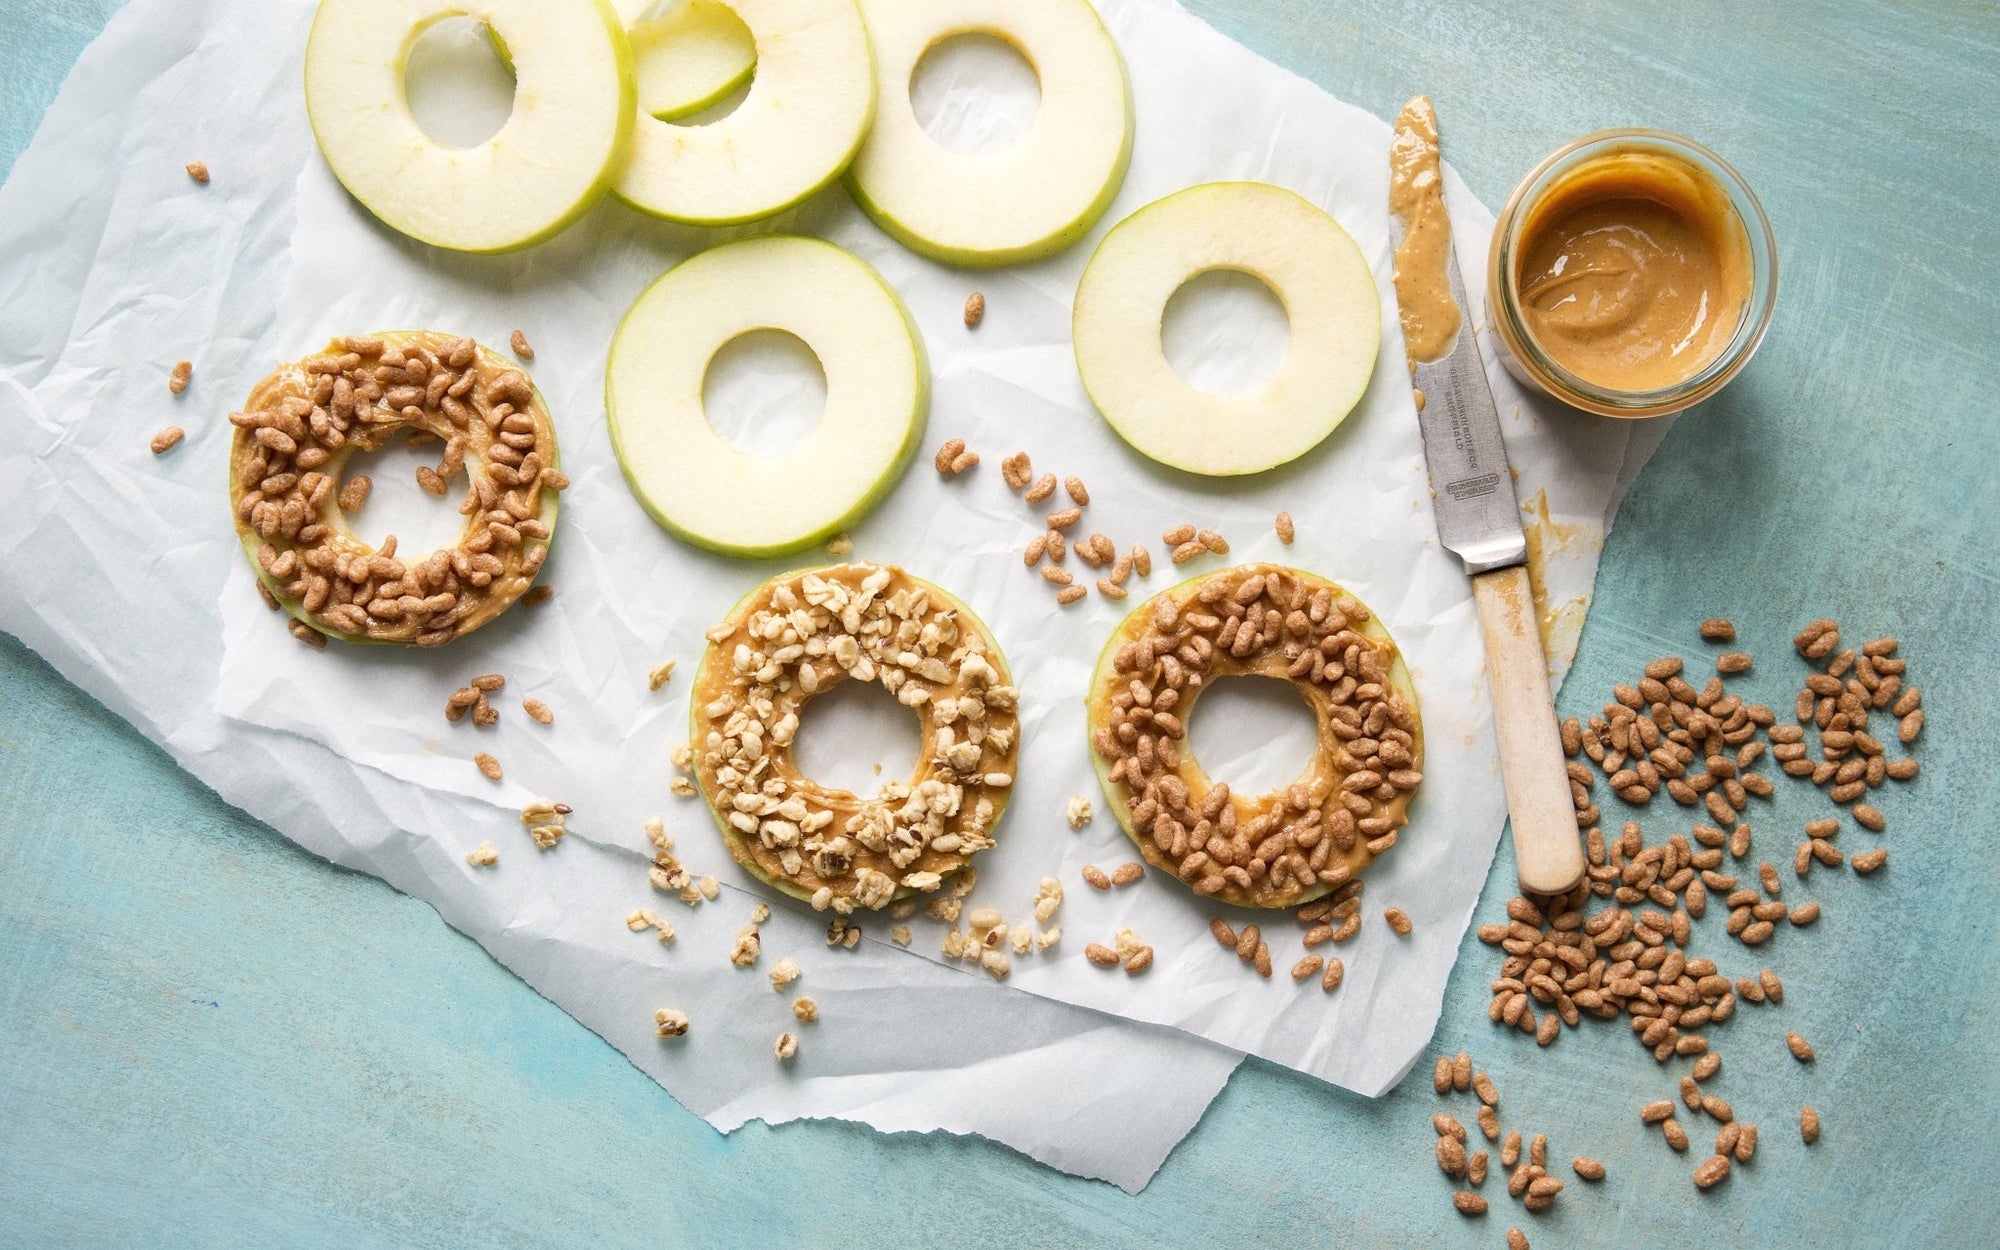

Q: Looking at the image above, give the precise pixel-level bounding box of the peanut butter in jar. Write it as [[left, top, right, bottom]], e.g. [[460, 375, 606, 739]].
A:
[[1489, 131, 1777, 418]]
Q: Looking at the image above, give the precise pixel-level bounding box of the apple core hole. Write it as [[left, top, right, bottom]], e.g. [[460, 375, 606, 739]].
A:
[[404, 16, 519, 149], [1186, 674, 1320, 796], [791, 679, 923, 798], [667, 75, 753, 127], [336, 438, 467, 557], [702, 330, 828, 457], [910, 34, 1041, 156], [1161, 269, 1292, 395]]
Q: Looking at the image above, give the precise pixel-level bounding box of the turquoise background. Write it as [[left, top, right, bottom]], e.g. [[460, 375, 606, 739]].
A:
[[3, 1, 1996, 1245]]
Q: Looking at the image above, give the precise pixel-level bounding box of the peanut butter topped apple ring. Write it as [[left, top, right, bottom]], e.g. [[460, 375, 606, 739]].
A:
[[1088, 564, 1423, 910], [228, 331, 564, 646], [690, 563, 1020, 913]]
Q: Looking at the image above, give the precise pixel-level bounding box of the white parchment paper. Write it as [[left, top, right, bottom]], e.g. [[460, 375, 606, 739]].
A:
[[0, 0, 1668, 1190]]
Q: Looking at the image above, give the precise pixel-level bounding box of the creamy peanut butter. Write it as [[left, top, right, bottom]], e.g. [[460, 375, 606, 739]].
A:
[[1389, 96, 1461, 367], [1513, 149, 1752, 392]]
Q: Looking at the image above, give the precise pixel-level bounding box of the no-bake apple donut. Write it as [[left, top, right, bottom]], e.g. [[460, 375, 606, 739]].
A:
[[228, 331, 563, 646], [1087, 564, 1423, 910], [689, 563, 1019, 912]]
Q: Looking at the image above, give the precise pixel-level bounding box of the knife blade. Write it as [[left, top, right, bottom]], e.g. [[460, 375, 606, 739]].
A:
[[1389, 98, 1584, 897], [1412, 252, 1527, 575]]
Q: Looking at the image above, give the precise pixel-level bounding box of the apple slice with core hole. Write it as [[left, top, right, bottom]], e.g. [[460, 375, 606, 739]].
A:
[[304, 0, 634, 253], [606, 237, 928, 557], [1085, 565, 1423, 909], [1073, 182, 1383, 475], [612, 0, 873, 225], [613, 0, 757, 120], [847, 0, 1133, 267]]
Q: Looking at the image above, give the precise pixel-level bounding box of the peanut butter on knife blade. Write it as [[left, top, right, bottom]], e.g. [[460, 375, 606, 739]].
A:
[[1389, 95, 1462, 372]]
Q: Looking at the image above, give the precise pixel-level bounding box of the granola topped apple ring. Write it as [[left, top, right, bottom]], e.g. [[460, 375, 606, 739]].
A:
[[689, 563, 1019, 912], [228, 331, 563, 646]]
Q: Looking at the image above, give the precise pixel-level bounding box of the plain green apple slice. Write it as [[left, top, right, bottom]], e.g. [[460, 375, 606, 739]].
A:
[[611, 0, 757, 121], [846, 0, 1133, 268], [606, 237, 928, 557], [304, 0, 634, 254], [612, 0, 873, 225], [1073, 182, 1382, 476]]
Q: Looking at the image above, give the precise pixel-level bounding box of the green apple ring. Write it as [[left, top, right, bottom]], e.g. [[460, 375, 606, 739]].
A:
[[612, 0, 874, 224], [304, 0, 634, 254], [229, 331, 564, 647], [613, 0, 757, 121], [689, 562, 1020, 912], [606, 236, 928, 558], [846, 0, 1134, 267], [1086, 564, 1423, 909], [1073, 182, 1382, 476]]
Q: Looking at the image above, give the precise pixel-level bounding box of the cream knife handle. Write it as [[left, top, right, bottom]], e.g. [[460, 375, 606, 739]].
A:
[[1472, 564, 1586, 897]]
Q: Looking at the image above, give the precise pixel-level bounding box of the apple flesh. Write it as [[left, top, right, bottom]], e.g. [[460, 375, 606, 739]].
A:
[[846, 0, 1133, 267], [613, 0, 757, 120], [606, 237, 928, 557], [612, 0, 873, 225], [1072, 182, 1382, 475], [304, 0, 635, 254]]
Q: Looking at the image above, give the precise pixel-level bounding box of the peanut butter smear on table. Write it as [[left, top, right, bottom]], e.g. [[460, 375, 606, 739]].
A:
[[1514, 149, 1752, 393], [1389, 95, 1462, 368]]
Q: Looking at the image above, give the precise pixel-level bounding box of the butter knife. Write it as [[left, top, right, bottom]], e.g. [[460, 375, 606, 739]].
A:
[[1393, 107, 1585, 897]]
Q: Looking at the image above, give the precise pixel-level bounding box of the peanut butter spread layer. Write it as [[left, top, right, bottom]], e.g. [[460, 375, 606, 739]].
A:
[[1515, 149, 1752, 393], [1389, 95, 1462, 368], [691, 563, 1019, 912], [1090, 564, 1423, 910]]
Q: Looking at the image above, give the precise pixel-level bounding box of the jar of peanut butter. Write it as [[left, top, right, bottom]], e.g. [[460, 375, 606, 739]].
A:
[[1488, 130, 1777, 418]]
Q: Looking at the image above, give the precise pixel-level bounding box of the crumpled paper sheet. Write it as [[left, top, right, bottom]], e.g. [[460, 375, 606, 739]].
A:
[[0, 0, 1668, 1192]]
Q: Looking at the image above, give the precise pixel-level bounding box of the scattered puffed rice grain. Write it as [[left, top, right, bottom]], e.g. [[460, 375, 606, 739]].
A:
[[474, 752, 502, 782], [1275, 511, 1294, 543], [964, 291, 985, 328], [510, 329, 535, 360]]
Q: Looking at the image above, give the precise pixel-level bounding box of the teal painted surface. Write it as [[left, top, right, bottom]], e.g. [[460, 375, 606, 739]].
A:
[[2, 1, 1995, 1245]]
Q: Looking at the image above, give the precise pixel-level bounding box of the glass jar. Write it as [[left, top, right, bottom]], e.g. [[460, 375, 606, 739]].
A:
[[1487, 129, 1778, 419]]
